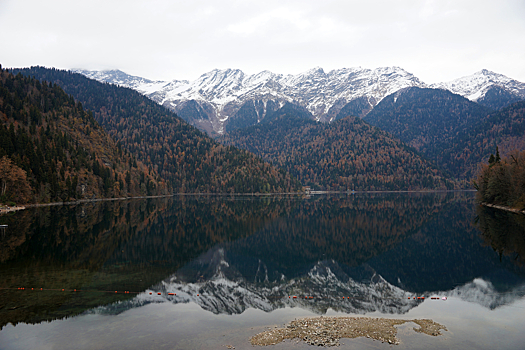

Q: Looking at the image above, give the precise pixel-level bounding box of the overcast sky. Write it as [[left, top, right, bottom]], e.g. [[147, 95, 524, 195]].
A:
[[1, 0, 524, 84]]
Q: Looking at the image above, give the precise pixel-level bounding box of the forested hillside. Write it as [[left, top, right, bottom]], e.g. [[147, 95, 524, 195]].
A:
[[219, 115, 455, 191], [440, 101, 525, 179], [13, 67, 301, 194], [364, 87, 494, 178], [0, 67, 167, 203], [476, 85, 523, 111]]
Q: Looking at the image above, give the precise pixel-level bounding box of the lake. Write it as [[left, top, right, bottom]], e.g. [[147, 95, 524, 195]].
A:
[[1, 192, 524, 349]]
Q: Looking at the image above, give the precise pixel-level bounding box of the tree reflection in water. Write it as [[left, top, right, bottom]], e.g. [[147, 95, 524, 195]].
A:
[[476, 205, 525, 266]]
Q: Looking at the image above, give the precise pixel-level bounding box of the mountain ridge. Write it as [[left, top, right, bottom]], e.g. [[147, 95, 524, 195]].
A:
[[72, 67, 525, 135], [430, 69, 525, 103]]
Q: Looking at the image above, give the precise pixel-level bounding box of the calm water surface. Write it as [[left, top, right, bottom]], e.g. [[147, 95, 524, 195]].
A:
[[0, 192, 524, 349]]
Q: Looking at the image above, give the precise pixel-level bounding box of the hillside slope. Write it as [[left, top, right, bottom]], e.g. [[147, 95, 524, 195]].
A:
[[13, 67, 301, 194], [444, 101, 525, 179], [219, 115, 454, 191], [363, 87, 494, 178], [430, 69, 525, 110], [0, 67, 166, 203]]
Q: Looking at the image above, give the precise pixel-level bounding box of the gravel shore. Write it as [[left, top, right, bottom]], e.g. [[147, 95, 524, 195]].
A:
[[250, 316, 447, 347]]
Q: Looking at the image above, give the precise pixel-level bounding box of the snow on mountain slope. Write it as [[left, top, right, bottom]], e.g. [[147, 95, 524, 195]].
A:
[[72, 68, 182, 94], [86, 258, 419, 316], [85, 247, 525, 318], [150, 68, 295, 107], [281, 66, 426, 121], [430, 69, 525, 101], [442, 277, 525, 310], [73, 66, 426, 134], [73, 67, 524, 134]]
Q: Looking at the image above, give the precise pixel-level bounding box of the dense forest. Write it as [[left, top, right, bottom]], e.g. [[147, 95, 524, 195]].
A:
[[226, 101, 314, 132], [364, 87, 495, 178], [476, 85, 524, 111], [11, 67, 302, 194], [9, 67, 524, 198], [220, 114, 455, 191], [334, 95, 376, 121], [447, 101, 525, 179], [474, 148, 525, 210], [0, 67, 168, 204]]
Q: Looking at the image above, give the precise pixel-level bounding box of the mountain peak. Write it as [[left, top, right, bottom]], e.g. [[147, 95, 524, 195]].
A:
[[307, 66, 325, 75], [286, 66, 327, 81], [430, 70, 525, 102], [74, 66, 524, 134]]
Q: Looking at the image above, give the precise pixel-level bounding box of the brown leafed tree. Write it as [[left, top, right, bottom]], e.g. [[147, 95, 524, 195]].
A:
[[475, 149, 525, 209], [0, 156, 32, 204]]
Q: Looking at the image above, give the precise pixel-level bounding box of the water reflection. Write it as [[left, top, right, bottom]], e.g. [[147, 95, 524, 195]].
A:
[[476, 205, 525, 267], [0, 196, 294, 328], [94, 193, 525, 318], [1, 192, 524, 331]]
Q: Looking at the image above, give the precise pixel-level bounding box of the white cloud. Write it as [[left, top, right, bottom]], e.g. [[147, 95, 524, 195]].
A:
[[228, 7, 311, 36], [0, 0, 524, 83]]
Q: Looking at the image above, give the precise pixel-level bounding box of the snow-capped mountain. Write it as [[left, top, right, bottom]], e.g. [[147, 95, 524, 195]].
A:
[[85, 246, 525, 318], [279, 66, 426, 120], [74, 67, 524, 135], [431, 69, 525, 107], [86, 248, 421, 316], [72, 69, 173, 94], [442, 277, 525, 310], [74, 66, 426, 135]]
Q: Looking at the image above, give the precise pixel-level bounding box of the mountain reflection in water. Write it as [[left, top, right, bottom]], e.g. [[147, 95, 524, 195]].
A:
[[1, 192, 524, 330]]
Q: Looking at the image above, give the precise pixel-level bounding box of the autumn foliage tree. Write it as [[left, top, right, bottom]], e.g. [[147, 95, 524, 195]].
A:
[[475, 148, 525, 209], [0, 67, 168, 203], [220, 115, 455, 191], [0, 156, 32, 204]]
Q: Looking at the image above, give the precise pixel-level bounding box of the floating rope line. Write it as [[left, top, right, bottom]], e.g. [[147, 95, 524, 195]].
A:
[[1, 288, 451, 300], [0, 287, 142, 294]]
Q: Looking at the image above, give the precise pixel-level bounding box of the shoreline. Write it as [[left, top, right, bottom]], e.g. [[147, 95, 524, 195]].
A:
[[481, 202, 525, 215], [0, 206, 26, 214], [1, 189, 475, 214]]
